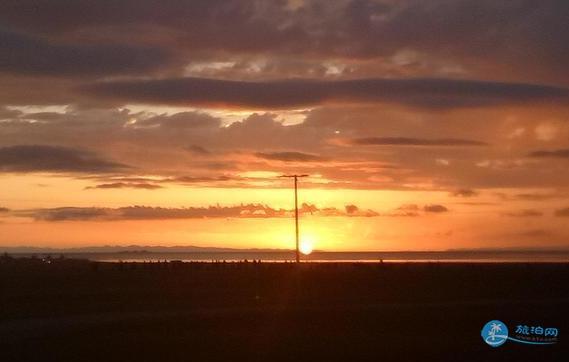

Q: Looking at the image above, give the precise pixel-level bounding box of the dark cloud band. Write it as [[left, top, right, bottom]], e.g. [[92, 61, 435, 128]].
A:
[[529, 149, 569, 158], [351, 137, 487, 147], [424, 204, 449, 213], [255, 151, 325, 162], [0, 145, 128, 173], [85, 182, 162, 190], [83, 77, 569, 110], [0, 30, 170, 77], [24, 203, 379, 221]]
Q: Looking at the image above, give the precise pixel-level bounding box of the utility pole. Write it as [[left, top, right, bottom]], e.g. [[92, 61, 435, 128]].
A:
[[280, 174, 308, 263]]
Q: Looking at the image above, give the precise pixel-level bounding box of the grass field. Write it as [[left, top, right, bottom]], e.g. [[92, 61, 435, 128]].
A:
[[1, 259, 568, 361]]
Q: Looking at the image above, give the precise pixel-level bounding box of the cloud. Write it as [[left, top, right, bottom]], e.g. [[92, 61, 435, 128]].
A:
[[423, 204, 449, 213], [0, 1, 305, 54], [134, 112, 220, 129], [451, 189, 479, 197], [554, 207, 569, 217], [1, 1, 568, 84], [85, 182, 163, 190], [529, 149, 569, 158], [0, 29, 170, 77], [351, 137, 487, 147], [0, 107, 21, 118], [387, 204, 449, 215], [255, 151, 325, 162], [30, 207, 109, 221], [0, 145, 128, 173], [515, 229, 554, 238], [25, 203, 380, 221], [170, 175, 235, 184], [3, 105, 569, 191], [83, 77, 569, 110], [186, 145, 211, 155], [384, 204, 420, 217], [345, 204, 359, 214], [510, 193, 563, 201], [503, 209, 544, 217], [343, 204, 379, 217], [0, 207, 10, 212], [89, 175, 239, 187]]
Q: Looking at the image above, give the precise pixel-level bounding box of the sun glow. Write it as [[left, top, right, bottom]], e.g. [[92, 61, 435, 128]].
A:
[[299, 235, 315, 255]]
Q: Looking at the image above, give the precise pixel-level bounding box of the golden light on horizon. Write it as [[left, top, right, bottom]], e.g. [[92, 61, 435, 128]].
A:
[[299, 235, 315, 255]]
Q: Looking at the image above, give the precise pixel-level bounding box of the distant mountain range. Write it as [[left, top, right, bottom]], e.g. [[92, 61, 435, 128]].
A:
[[1, 245, 568, 254], [0, 245, 292, 253]]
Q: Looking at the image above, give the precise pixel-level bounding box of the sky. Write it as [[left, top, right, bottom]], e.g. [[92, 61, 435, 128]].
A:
[[1, 0, 569, 251]]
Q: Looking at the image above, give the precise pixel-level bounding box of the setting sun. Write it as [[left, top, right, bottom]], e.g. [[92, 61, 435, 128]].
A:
[[299, 236, 315, 255]]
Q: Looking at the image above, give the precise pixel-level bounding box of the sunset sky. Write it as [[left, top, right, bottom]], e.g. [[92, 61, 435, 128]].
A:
[[1, 0, 569, 251]]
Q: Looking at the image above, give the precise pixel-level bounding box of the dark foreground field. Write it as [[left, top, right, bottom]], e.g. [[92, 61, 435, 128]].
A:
[[1, 259, 568, 361]]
